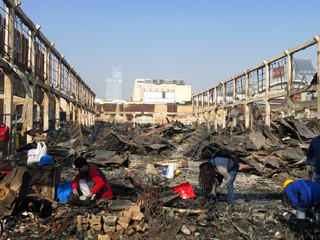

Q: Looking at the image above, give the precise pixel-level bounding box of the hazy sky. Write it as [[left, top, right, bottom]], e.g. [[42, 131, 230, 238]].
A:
[[20, 0, 319, 101]]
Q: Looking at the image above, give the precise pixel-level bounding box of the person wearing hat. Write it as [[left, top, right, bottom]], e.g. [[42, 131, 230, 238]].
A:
[[0, 122, 10, 159], [282, 179, 320, 238], [71, 157, 113, 204]]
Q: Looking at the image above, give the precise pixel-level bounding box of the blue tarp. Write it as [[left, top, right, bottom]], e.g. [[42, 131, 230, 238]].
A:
[[56, 181, 72, 203]]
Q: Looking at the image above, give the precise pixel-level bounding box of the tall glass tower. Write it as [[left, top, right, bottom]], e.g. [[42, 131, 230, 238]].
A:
[[106, 65, 122, 100]]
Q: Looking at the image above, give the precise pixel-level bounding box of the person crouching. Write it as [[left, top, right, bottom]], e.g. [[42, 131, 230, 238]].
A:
[[69, 157, 113, 205], [282, 179, 320, 239]]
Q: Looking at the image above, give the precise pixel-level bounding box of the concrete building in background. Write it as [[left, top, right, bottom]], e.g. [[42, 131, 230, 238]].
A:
[[106, 65, 122, 100], [131, 78, 191, 104]]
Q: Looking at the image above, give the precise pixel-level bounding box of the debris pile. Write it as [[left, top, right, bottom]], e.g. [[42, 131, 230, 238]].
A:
[[0, 117, 319, 239]]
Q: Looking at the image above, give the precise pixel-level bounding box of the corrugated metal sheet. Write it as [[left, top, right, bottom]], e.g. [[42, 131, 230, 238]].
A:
[[295, 58, 316, 75], [167, 104, 177, 112], [102, 103, 117, 112], [124, 104, 155, 121], [167, 104, 177, 117], [125, 104, 155, 112]]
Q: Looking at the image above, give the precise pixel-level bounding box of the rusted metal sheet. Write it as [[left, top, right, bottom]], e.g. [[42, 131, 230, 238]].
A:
[[102, 103, 117, 112], [293, 121, 318, 140], [140, 122, 174, 137], [280, 118, 302, 141], [247, 132, 268, 150], [0, 166, 31, 216]]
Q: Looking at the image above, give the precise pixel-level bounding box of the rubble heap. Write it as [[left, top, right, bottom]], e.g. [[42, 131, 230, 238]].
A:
[[0, 117, 319, 239]]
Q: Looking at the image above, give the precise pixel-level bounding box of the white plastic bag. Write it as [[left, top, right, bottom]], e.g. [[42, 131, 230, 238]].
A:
[[166, 163, 177, 179], [79, 179, 91, 196], [27, 142, 47, 165]]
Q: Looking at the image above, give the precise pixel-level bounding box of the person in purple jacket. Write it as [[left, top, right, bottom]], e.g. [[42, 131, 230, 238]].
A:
[[283, 179, 320, 238]]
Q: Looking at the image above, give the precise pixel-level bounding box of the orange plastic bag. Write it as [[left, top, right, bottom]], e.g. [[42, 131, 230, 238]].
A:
[[173, 182, 196, 200]]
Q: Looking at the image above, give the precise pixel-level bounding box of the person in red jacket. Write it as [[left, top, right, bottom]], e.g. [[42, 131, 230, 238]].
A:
[[0, 123, 10, 159], [71, 157, 113, 204]]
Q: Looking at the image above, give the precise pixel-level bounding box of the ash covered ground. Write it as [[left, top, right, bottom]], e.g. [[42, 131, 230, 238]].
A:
[[2, 119, 320, 239]]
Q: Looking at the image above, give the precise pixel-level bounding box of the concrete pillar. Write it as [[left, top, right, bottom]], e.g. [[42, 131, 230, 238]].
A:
[[87, 111, 91, 126], [45, 44, 52, 85], [82, 109, 85, 125], [244, 70, 250, 129], [72, 103, 76, 122], [67, 67, 73, 98], [222, 108, 227, 128], [245, 104, 250, 129], [84, 109, 87, 125], [26, 88, 34, 143], [43, 90, 50, 131], [196, 96, 199, 111], [7, 5, 15, 62], [265, 100, 271, 126], [222, 84, 226, 128], [84, 110, 88, 126], [91, 111, 95, 126], [250, 105, 254, 132], [54, 95, 60, 128], [201, 93, 204, 110], [222, 83, 226, 105], [3, 74, 13, 126], [76, 106, 80, 124], [79, 107, 83, 125], [232, 77, 236, 101], [244, 70, 249, 100], [66, 100, 70, 121], [206, 111, 210, 131], [285, 50, 293, 116], [264, 61, 271, 127]]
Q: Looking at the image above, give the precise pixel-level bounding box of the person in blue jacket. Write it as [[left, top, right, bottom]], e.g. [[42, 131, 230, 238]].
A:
[[306, 134, 320, 183], [283, 179, 320, 238]]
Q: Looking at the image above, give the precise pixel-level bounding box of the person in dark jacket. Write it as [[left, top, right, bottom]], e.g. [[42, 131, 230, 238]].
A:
[[282, 179, 320, 238], [199, 149, 239, 210], [71, 157, 113, 204], [306, 135, 320, 183]]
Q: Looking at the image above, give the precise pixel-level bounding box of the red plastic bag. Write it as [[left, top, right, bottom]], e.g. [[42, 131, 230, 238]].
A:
[[173, 182, 196, 200]]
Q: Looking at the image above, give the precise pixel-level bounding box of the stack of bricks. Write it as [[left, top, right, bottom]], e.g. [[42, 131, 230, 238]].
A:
[[114, 205, 147, 237], [89, 214, 103, 233], [77, 215, 89, 231], [75, 204, 148, 238], [103, 215, 117, 233]]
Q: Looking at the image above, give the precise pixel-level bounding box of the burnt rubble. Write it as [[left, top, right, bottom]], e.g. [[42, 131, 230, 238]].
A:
[[0, 117, 319, 239]]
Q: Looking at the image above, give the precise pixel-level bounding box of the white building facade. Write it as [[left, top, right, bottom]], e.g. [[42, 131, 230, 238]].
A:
[[131, 78, 191, 104]]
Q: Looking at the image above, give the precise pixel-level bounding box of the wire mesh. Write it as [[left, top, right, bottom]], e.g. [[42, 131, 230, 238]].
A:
[[137, 176, 169, 235]]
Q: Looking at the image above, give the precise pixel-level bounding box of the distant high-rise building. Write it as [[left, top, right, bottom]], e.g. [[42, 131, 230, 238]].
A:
[[106, 65, 122, 100]]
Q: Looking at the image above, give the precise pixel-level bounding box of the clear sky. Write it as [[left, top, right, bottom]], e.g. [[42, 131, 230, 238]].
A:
[[20, 0, 319, 101]]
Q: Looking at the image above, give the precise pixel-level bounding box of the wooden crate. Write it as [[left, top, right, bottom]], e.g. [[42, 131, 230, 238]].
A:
[[27, 164, 61, 200]]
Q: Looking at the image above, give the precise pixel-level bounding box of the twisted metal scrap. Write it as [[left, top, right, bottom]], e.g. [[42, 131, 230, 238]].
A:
[[138, 177, 168, 234]]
